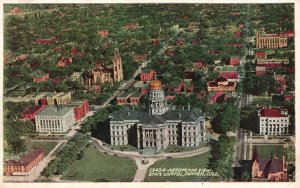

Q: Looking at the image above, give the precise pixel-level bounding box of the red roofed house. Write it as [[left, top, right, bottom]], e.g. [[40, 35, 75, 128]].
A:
[[11, 7, 22, 15], [140, 69, 155, 82], [32, 70, 49, 83], [56, 56, 72, 67], [36, 37, 57, 45], [98, 30, 109, 37], [168, 82, 183, 94], [4, 150, 44, 176], [256, 52, 267, 59], [274, 75, 287, 94], [193, 61, 205, 69], [256, 67, 267, 76], [230, 57, 240, 66], [258, 108, 289, 135], [216, 66, 239, 81], [252, 147, 288, 182], [234, 31, 242, 37], [207, 76, 236, 93], [21, 105, 46, 120]]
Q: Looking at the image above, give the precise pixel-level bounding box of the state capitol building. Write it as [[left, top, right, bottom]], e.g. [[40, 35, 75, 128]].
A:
[[109, 79, 207, 149]]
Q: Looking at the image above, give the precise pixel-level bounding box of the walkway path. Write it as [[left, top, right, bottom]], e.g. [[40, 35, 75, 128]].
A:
[[92, 137, 211, 182]]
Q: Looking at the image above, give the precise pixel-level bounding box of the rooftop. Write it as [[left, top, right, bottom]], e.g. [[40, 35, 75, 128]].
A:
[[36, 106, 74, 116], [6, 150, 44, 166], [110, 106, 204, 125], [260, 108, 288, 117]]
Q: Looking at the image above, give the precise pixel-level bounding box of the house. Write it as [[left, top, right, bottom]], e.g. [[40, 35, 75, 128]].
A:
[[56, 56, 72, 67], [4, 150, 44, 176], [209, 92, 229, 104], [256, 67, 267, 76], [11, 7, 22, 15], [207, 76, 236, 93], [165, 47, 176, 57], [234, 31, 242, 37], [230, 57, 240, 66], [140, 69, 155, 82], [36, 37, 57, 45], [98, 30, 109, 37], [215, 66, 239, 81], [258, 108, 289, 135], [176, 38, 185, 46], [21, 105, 46, 120], [167, 82, 183, 94], [255, 52, 267, 59], [32, 70, 49, 83], [252, 147, 288, 182], [14, 54, 28, 62], [274, 75, 287, 94], [193, 61, 205, 69]]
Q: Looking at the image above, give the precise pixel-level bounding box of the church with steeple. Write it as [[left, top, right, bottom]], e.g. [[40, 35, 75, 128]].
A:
[[109, 79, 207, 149]]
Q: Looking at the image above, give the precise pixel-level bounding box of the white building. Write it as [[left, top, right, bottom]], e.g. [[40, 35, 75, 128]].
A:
[[258, 108, 289, 135], [109, 79, 207, 149], [35, 106, 75, 133]]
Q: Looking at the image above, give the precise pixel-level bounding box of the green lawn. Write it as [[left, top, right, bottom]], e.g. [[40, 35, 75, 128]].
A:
[[61, 145, 137, 182], [29, 141, 58, 156], [249, 144, 284, 159], [145, 152, 211, 182]]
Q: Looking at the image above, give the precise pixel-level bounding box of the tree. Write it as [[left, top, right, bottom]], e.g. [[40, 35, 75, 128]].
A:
[[212, 104, 240, 133], [208, 135, 235, 181]]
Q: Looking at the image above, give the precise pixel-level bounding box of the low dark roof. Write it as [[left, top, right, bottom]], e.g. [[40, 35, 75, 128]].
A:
[[110, 107, 204, 126]]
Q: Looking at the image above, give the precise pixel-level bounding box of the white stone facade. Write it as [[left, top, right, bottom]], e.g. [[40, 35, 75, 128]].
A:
[[35, 106, 75, 133], [258, 109, 289, 135]]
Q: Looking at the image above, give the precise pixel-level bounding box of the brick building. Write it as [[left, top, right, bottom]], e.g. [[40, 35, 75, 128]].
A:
[[256, 52, 267, 59], [140, 69, 155, 82], [256, 58, 289, 68], [252, 147, 287, 182], [207, 76, 236, 93], [258, 108, 289, 135], [4, 150, 44, 176], [215, 66, 239, 81], [116, 91, 144, 105], [21, 105, 46, 120], [67, 100, 89, 121], [256, 30, 288, 49]]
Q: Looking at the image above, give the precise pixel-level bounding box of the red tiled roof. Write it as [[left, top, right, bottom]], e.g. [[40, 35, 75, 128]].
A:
[[260, 108, 288, 117], [215, 76, 228, 82], [6, 150, 44, 166]]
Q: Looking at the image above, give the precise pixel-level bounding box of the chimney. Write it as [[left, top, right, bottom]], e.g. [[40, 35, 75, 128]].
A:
[[182, 106, 185, 110], [178, 113, 181, 118], [173, 105, 176, 110], [128, 111, 131, 116], [188, 103, 191, 110]]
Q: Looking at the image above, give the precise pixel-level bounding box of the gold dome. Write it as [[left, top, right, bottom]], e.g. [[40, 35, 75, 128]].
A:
[[149, 79, 162, 90]]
